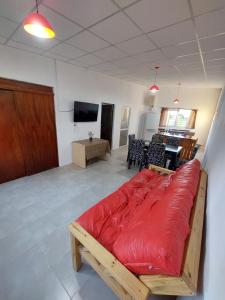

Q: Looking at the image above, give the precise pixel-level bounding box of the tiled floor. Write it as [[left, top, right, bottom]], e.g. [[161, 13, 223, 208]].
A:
[[0, 148, 176, 300]]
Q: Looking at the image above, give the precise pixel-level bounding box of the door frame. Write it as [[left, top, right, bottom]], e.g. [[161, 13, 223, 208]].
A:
[[119, 106, 131, 147], [100, 102, 115, 149]]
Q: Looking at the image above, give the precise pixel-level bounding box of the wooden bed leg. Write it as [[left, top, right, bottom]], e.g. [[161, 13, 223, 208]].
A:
[[70, 232, 82, 271]]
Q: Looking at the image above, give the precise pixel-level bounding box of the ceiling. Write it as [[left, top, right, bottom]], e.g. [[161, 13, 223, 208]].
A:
[[0, 0, 225, 88]]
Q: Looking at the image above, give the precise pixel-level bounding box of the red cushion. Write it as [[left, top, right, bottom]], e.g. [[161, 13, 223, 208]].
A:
[[77, 159, 200, 276]]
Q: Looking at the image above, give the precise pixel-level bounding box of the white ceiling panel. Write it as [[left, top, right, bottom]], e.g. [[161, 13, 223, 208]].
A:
[[89, 62, 119, 72], [67, 30, 109, 52], [148, 20, 195, 48], [0, 0, 34, 23], [43, 52, 69, 62], [90, 12, 141, 44], [7, 40, 43, 54], [204, 49, 225, 61], [200, 34, 225, 52], [133, 49, 166, 64], [93, 46, 127, 61], [50, 43, 86, 59], [195, 8, 225, 37], [69, 59, 89, 68], [117, 35, 156, 55], [0, 17, 18, 39], [76, 53, 103, 65], [113, 0, 138, 8], [162, 42, 198, 59], [113, 56, 141, 68], [125, 0, 190, 33], [43, 0, 118, 27], [0, 36, 6, 44], [190, 0, 225, 16], [39, 5, 82, 41], [175, 53, 201, 66], [11, 27, 60, 50]]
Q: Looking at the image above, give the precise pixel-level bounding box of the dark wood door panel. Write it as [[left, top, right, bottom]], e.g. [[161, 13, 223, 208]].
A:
[[101, 104, 114, 149], [14, 91, 58, 175], [0, 90, 26, 183]]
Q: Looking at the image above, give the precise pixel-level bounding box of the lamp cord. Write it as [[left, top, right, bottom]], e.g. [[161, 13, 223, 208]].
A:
[[36, 0, 39, 13]]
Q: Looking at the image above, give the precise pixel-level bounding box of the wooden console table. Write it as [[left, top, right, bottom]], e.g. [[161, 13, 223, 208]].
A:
[[72, 138, 110, 168]]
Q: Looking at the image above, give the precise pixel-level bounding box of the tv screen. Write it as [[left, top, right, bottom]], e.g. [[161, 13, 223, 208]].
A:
[[74, 101, 99, 122]]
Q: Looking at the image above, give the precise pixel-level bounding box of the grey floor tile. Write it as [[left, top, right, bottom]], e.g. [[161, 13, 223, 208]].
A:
[[0, 148, 174, 300], [73, 275, 117, 300], [52, 252, 95, 297]]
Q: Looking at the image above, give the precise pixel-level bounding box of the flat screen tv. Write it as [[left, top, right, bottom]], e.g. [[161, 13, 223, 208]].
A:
[[74, 101, 99, 122]]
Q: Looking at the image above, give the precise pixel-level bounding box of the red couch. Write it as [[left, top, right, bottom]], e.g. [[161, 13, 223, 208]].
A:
[[77, 159, 200, 276]]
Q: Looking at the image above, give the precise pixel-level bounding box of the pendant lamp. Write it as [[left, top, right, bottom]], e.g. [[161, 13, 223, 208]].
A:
[[173, 82, 181, 104], [23, 0, 55, 39], [149, 66, 160, 93]]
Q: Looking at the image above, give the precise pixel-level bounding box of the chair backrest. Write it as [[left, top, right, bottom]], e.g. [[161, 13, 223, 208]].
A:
[[180, 138, 198, 160], [129, 139, 145, 162], [190, 144, 200, 160], [152, 134, 164, 144], [128, 134, 135, 146], [146, 142, 166, 167], [167, 136, 180, 147]]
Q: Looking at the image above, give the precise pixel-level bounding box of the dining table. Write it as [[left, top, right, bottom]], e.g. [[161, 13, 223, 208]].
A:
[[144, 141, 183, 170]]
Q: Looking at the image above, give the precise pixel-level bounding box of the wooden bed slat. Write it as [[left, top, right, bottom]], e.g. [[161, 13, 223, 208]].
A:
[[69, 223, 149, 300]]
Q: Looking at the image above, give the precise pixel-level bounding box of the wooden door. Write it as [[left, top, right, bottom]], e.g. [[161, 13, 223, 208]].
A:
[[14, 91, 59, 175], [100, 103, 114, 149], [0, 90, 26, 183]]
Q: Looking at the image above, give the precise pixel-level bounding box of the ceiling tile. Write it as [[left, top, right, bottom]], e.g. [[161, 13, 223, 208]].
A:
[[148, 20, 195, 48], [67, 30, 109, 52], [11, 27, 60, 50], [50, 43, 86, 59], [204, 49, 225, 61], [125, 0, 190, 33], [39, 5, 82, 40], [190, 0, 225, 16], [0, 16, 18, 38], [113, 0, 138, 8], [117, 35, 156, 55], [69, 60, 89, 68], [90, 62, 119, 72], [0, 0, 34, 23], [162, 42, 199, 59], [76, 53, 103, 65], [43, 0, 118, 27], [43, 52, 69, 62], [195, 8, 225, 37], [90, 12, 141, 44], [6, 40, 43, 54], [113, 56, 140, 68], [93, 46, 127, 61], [200, 34, 225, 51], [175, 53, 201, 66], [0, 36, 6, 44], [133, 49, 167, 64]]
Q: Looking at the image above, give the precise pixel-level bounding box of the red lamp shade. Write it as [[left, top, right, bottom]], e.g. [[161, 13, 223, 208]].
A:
[[23, 12, 55, 39], [149, 84, 159, 93]]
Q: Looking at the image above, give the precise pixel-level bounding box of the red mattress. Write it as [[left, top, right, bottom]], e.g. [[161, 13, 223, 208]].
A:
[[77, 159, 200, 276]]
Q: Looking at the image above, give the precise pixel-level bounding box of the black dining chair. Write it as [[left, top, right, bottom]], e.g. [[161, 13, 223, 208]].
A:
[[127, 134, 135, 162], [151, 134, 164, 144], [176, 144, 200, 168], [128, 139, 145, 171], [167, 136, 180, 147], [145, 142, 166, 168]]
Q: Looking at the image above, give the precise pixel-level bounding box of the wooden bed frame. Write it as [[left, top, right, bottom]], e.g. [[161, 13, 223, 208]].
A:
[[69, 165, 207, 299]]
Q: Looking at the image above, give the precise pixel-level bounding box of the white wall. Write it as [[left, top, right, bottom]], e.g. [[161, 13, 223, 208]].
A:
[[0, 44, 145, 165], [154, 87, 221, 146], [179, 87, 225, 300]]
